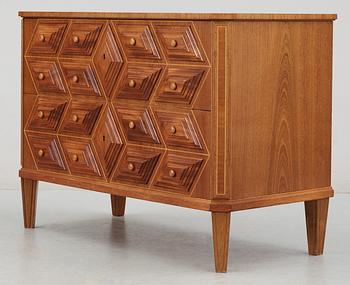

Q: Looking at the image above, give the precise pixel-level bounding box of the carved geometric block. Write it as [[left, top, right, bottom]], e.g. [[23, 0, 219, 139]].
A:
[[26, 132, 68, 173], [155, 66, 206, 105], [113, 22, 162, 62], [59, 136, 103, 178], [114, 64, 163, 100], [27, 96, 68, 132], [154, 110, 206, 152], [93, 107, 124, 178], [60, 21, 104, 56], [27, 20, 68, 56], [93, 25, 123, 98], [153, 22, 207, 63], [60, 100, 103, 136], [112, 146, 162, 186], [153, 152, 205, 194], [26, 58, 67, 95], [60, 59, 102, 97], [114, 106, 161, 145]]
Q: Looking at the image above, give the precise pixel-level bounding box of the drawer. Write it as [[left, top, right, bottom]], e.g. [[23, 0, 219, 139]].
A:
[[60, 20, 105, 56], [152, 151, 205, 194], [114, 63, 163, 100], [60, 59, 103, 97], [93, 25, 124, 98], [112, 146, 163, 186], [59, 136, 103, 178], [60, 100, 103, 136], [27, 20, 68, 56], [114, 106, 162, 145], [154, 66, 207, 106], [153, 22, 207, 63], [113, 21, 163, 62], [26, 58, 67, 95], [26, 132, 68, 173], [26, 96, 68, 132], [154, 109, 207, 153], [93, 107, 124, 178]]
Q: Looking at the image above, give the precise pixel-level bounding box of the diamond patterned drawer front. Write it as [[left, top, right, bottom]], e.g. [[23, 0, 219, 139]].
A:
[[19, 12, 336, 273]]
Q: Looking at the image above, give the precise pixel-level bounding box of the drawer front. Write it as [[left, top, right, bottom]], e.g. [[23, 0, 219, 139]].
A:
[[26, 58, 67, 95], [27, 20, 68, 56], [154, 109, 207, 153], [60, 136, 103, 178], [153, 22, 208, 64], [112, 146, 163, 186], [114, 64, 163, 100], [113, 21, 163, 62], [152, 152, 205, 194], [154, 66, 207, 106], [60, 59, 103, 97], [60, 21, 105, 56], [60, 100, 103, 136], [27, 96, 68, 132], [26, 132, 68, 173], [115, 106, 162, 146]]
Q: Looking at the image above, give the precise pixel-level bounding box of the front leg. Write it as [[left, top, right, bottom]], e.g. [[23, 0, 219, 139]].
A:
[[212, 212, 231, 272], [21, 178, 38, 228]]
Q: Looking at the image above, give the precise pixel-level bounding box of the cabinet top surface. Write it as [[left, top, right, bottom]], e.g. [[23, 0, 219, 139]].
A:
[[18, 11, 337, 21]]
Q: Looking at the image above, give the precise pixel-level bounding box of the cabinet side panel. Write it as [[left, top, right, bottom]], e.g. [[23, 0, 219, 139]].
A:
[[229, 21, 333, 200]]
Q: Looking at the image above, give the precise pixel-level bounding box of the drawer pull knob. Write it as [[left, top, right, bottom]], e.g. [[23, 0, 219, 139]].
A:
[[73, 35, 80, 43], [128, 79, 136, 88], [128, 162, 135, 171], [128, 121, 135, 129], [38, 73, 45, 80], [38, 149, 44, 157], [170, 39, 177, 47], [129, 38, 136, 46], [37, 111, 44, 118], [170, 126, 176, 134], [72, 154, 78, 162], [72, 75, 79, 83], [39, 34, 45, 42], [72, 114, 79, 122], [170, 82, 177, 90], [169, 169, 176, 177]]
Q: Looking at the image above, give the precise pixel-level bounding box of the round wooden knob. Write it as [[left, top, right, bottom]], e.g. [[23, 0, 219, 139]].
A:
[[128, 79, 136, 88], [128, 162, 135, 171], [170, 39, 177, 47], [170, 126, 176, 134], [38, 73, 45, 80], [169, 169, 176, 177], [72, 154, 78, 162], [128, 121, 135, 129], [37, 111, 44, 118], [169, 82, 177, 90], [72, 114, 79, 122], [72, 75, 79, 83], [38, 149, 44, 157], [73, 35, 80, 43], [129, 37, 136, 46], [39, 34, 45, 42]]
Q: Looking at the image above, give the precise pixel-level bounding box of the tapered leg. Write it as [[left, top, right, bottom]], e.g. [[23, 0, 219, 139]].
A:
[[212, 212, 231, 273], [21, 178, 38, 228], [111, 195, 126, 217], [305, 198, 329, 255]]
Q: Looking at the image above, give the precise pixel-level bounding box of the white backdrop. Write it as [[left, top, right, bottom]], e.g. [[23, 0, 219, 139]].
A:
[[0, 0, 349, 192]]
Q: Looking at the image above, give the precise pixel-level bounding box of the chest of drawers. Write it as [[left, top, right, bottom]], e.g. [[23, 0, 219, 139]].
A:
[[19, 11, 336, 272]]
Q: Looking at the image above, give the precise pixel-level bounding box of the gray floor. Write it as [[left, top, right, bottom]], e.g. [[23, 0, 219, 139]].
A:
[[0, 185, 349, 285]]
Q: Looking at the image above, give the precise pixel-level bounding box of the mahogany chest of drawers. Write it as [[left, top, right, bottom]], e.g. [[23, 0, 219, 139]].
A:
[[19, 11, 336, 272]]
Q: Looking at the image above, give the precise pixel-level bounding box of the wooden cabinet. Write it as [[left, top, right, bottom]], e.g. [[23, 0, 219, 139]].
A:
[[19, 11, 336, 273]]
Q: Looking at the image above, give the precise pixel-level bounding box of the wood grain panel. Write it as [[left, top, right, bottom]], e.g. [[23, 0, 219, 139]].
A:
[[229, 21, 333, 200]]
